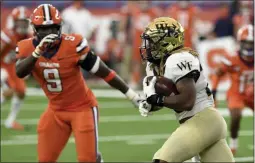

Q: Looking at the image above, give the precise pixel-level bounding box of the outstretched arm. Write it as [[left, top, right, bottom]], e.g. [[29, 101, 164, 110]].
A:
[[78, 50, 142, 107], [211, 57, 231, 100]]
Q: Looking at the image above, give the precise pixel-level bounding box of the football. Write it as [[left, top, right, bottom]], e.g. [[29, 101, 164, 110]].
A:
[[146, 76, 179, 96]]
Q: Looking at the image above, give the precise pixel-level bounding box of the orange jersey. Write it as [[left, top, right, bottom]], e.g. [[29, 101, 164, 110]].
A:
[[166, 4, 199, 48], [16, 34, 98, 111], [217, 54, 254, 98], [1, 28, 28, 66]]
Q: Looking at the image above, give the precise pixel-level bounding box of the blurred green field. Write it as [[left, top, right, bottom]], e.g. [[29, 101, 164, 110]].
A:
[[1, 96, 254, 162]]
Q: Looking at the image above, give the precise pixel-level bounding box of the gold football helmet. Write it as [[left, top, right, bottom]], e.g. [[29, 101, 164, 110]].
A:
[[140, 17, 184, 65]]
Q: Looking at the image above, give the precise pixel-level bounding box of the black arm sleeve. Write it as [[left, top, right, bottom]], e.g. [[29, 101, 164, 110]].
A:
[[78, 50, 98, 71]]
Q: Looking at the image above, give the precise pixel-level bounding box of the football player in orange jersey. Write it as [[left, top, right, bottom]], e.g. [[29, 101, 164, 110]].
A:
[[15, 4, 144, 162], [1, 6, 31, 130], [211, 24, 254, 155]]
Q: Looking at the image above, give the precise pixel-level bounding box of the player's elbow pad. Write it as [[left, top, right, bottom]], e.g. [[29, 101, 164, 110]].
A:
[[79, 50, 100, 73]]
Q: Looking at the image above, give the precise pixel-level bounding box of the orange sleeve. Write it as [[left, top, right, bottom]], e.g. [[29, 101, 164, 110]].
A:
[[211, 73, 222, 90], [211, 59, 232, 90]]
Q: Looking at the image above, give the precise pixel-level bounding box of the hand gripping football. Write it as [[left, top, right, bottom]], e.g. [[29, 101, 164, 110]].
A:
[[146, 76, 179, 96]]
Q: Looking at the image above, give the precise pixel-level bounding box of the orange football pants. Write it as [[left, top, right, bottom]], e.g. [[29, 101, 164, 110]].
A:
[[37, 107, 99, 162], [2, 64, 26, 94]]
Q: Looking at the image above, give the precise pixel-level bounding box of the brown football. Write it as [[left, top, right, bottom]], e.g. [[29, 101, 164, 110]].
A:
[[146, 76, 179, 96]]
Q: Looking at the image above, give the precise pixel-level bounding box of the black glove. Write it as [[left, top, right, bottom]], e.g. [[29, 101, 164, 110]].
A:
[[147, 94, 165, 107]]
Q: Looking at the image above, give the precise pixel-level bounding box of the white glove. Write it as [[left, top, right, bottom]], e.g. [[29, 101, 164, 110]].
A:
[[143, 76, 157, 98], [32, 34, 59, 58], [125, 89, 144, 108], [139, 100, 152, 117]]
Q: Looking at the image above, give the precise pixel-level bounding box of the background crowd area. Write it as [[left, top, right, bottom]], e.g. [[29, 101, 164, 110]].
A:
[[1, 0, 254, 90]]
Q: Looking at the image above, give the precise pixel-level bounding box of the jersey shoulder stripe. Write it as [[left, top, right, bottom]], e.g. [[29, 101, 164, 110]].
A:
[[76, 38, 88, 53]]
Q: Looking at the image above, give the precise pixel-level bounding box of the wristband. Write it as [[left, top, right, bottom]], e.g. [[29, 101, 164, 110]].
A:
[[125, 88, 136, 100], [147, 94, 165, 107]]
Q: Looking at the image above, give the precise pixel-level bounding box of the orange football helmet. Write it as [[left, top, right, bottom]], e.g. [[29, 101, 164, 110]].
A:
[[237, 24, 254, 63], [7, 6, 30, 35], [30, 4, 62, 40]]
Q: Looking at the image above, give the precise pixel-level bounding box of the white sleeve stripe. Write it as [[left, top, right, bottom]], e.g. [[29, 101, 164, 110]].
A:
[[89, 56, 100, 73], [220, 57, 232, 66], [76, 38, 88, 52], [1, 31, 11, 43]]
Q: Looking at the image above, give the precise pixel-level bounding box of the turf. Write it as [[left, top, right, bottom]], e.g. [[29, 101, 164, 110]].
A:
[[1, 96, 253, 162]]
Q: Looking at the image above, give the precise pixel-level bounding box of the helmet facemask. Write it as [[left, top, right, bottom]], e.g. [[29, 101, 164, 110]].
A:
[[140, 33, 163, 65], [33, 24, 61, 41], [239, 40, 254, 63]]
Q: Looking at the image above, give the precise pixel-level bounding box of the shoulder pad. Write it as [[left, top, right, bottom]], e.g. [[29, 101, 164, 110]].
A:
[[16, 38, 34, 58], [62, 34, 89, 55]]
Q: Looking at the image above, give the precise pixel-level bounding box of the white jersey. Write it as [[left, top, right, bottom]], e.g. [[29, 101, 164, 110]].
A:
[[146, 51, 214, 121]]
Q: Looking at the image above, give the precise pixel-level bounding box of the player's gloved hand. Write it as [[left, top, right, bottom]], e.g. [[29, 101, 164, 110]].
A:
[[32, 34, 59, 58], [139, 100, 152, 117], [125, 89, 144, 108], [143, 76, 165, 107]]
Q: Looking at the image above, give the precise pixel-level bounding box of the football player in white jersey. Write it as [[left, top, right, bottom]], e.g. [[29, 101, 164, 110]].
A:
[[138, 17, 235, 162]]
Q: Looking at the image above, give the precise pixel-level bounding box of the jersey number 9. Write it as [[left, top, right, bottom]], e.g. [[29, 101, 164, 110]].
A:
[[43, 69, 62, 92]]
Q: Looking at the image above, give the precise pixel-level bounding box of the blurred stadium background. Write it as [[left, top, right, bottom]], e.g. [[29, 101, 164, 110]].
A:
[[1, 0, 254, 162]]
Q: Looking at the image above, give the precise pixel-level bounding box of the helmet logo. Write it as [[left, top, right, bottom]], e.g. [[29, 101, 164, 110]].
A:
[[35, 16, 43, 21], [156, 23, 170, 31]]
